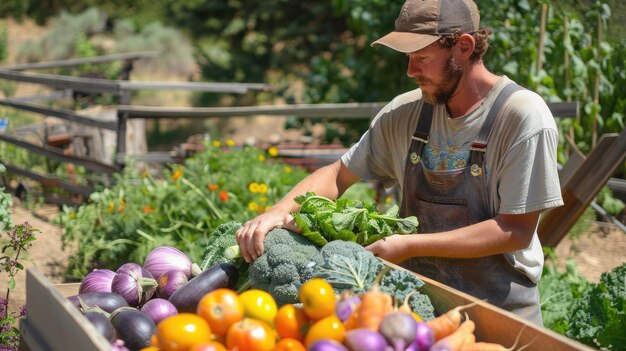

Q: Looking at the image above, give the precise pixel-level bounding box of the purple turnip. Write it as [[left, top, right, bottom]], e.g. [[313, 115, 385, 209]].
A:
[[379, 312, 417, 351]]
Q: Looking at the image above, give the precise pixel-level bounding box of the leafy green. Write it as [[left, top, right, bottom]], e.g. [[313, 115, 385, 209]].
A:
[[539, 259, 591, 335], [379, 269, 435, 321], [199, 221, 249, 288], [314, 251, 384, 293], [567, 262, 626, 350], [293, 192, 418, 247]]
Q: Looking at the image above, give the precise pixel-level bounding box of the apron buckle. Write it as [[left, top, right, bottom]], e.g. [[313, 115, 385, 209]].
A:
[[410, 152, 421, 164], [471, 164, 483, 176]]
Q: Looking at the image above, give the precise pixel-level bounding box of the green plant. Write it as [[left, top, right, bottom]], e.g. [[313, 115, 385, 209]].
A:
[[56, 142, 309, 278], [0, 222, 39, 350], [293, 192, 418, 247]]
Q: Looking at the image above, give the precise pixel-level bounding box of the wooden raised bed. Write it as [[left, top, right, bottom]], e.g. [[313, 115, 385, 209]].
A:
[[20, 265, 595, 351]]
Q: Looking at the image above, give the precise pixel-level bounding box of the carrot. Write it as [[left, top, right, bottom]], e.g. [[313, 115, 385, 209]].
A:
[[430, 319, 476, 351], [460, 324, 529, 351], [346, 284, 393, 331], [426, 301, 479, 341]]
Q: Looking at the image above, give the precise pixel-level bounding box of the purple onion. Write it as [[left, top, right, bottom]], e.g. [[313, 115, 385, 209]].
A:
[[143, 246, 201, 279], [79, 269, 116, 294], [411, 322, 434, 351], [140, 298, 178, 325], [344, 328, 388, 351], [307, 340, 349, 351], [335, 294, 361, 321], [380, 312, 417, 351], [111, 263, 157, 307], [156, 270, 188, 299]]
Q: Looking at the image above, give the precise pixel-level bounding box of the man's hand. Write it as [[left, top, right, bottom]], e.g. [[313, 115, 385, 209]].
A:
[[235, 210, 298, 263], [365, 234, 411, 264]]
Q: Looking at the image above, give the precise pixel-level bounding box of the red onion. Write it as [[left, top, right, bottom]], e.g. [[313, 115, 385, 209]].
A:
[[111, 263, 157, 307], [156, 270, 188, 299], [79, 269, 116, 294], [139, 298, 178, 325], [411, 321, 434, 351], [143, 246, 201, 279]]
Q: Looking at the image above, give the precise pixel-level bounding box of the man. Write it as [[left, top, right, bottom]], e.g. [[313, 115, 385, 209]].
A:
[[236, 0, 563, 325]]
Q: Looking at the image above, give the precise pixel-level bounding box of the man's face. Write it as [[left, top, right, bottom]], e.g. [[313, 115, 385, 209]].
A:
[[406, 43, 463, 105]]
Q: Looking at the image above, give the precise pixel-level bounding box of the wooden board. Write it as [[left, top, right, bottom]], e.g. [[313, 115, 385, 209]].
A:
[[19, 268, 112, 351]]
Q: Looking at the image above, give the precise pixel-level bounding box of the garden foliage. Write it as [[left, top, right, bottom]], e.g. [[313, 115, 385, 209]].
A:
[[55, 142, 309, 279]]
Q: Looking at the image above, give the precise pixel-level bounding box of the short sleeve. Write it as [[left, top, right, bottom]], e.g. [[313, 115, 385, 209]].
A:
[[496, 128, 564, 214]]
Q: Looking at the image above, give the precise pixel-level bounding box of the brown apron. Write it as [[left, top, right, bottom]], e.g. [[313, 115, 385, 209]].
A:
[[399, 84, 543, 325]]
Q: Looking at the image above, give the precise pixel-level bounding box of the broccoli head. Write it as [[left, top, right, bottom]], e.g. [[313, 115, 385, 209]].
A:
[[249, 228, 320, 306]]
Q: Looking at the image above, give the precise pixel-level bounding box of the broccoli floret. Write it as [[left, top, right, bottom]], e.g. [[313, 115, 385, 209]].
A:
[[249, 228, 320, 306]]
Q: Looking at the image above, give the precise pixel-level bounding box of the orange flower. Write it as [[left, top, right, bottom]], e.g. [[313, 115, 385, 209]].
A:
[[219, 190, 229, 202], [171, 168, 183, 180], [207, 184, 219, 191], [143, 205, 154, 213]]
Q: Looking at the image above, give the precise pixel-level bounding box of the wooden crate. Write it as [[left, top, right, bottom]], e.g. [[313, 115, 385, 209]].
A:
[[20, 266, 595, 351]]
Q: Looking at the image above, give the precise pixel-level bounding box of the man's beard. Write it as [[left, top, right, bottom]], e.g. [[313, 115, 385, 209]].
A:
[[421, 54, 464, 105]]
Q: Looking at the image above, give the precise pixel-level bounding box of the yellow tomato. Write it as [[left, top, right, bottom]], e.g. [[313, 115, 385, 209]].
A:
[[299, 278, 336, 321], [155, 313, 212, 351], [238, 289, 278, 326], [274, 304, 311, 341], [304, 315, 345, 347], [188, 341, 228, 351], [226, 318, 276, 351]]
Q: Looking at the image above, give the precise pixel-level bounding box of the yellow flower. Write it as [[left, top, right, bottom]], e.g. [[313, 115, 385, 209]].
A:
[[248, 202, 258, 212], [171, 168, 183, 180], [212, 140, 222, 148], [268, 146, 279, 157], [284, 166, 293, 173], [258, 183, 268, 194], [107, 202, 115, 213], [259, 196, 268, 202], [258, 154, 265, 162], [248, 182, 260, 193], [385, 196, 393, 204], [226, 139, 235, 147]]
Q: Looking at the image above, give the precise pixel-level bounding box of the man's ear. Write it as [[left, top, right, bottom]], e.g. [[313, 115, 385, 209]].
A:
[[454, 34, 475, 60]]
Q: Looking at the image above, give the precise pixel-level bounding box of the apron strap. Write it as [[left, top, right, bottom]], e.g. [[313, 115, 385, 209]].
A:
[[408, 102, 434, 165], [469, 83, 524, 175]]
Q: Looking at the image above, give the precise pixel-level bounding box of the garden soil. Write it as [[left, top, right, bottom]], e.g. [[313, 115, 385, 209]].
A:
[[3, 197, 625, 317]]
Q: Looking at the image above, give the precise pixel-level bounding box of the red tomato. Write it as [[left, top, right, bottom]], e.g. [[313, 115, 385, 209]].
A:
[[196, 288, 244, 336], [299, 278, 336, 321], [226, 318, 277, 351], [274, 304, 311, 341], [188, 341, 228, 351]]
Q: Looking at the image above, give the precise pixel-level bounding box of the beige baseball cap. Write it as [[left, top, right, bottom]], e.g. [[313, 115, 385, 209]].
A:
[[371, 0, 480, 53]]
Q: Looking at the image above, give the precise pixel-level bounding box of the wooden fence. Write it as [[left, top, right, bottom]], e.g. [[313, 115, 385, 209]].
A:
[[2, 52, 625, 246]]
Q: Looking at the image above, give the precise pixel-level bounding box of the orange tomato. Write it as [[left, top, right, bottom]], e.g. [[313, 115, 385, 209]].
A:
[[238, 289, 278, 326], [275, 337, 307, 351], [226, 318, 277, 351], [197, 288, 244, 335], [188, 341, 228, 351], [274, 304, 310, 341], [299, 278, 336, 321], [304, 315, 345, 347], [155, 313, 212, 351], [139, 347, 160, 351]]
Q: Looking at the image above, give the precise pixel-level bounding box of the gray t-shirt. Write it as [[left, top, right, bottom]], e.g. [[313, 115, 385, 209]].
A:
[[341, 77, 564, 283]]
